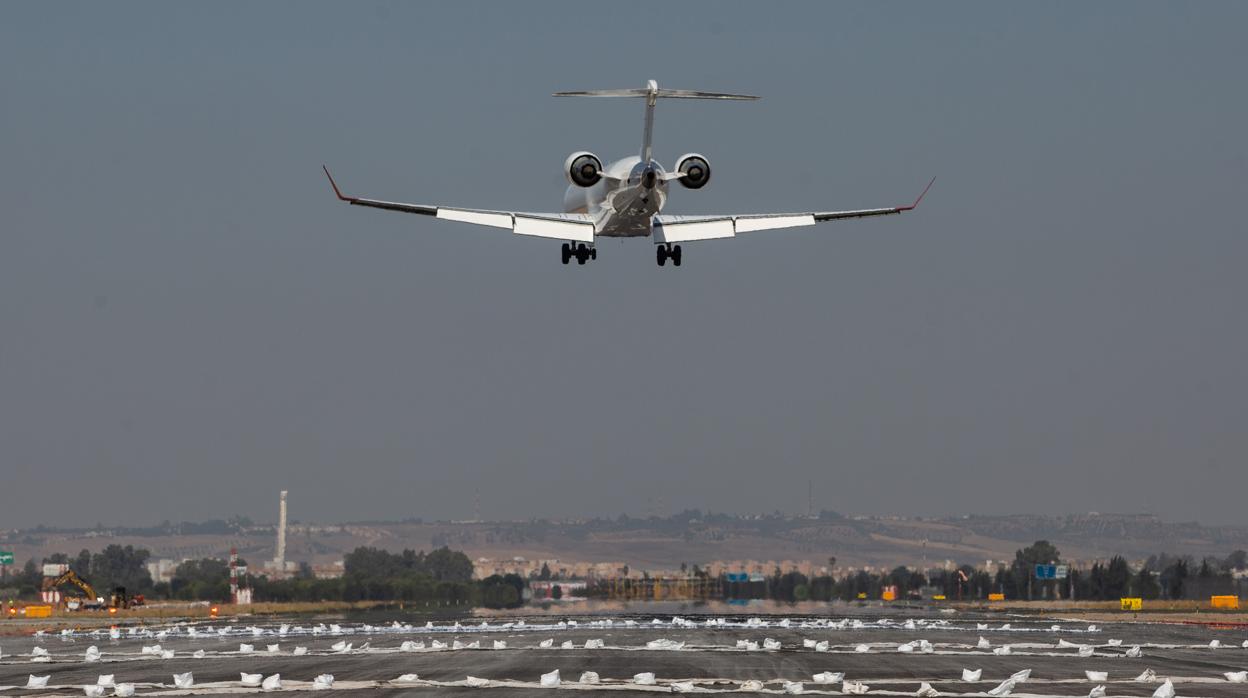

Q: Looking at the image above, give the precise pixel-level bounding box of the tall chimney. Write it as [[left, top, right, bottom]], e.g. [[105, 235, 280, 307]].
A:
[[276, 490, 288, 569]]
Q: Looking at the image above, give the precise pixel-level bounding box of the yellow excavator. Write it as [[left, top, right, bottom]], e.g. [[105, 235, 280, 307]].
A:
[[42, 569, 147, 611], [43, 569, 104, 610]]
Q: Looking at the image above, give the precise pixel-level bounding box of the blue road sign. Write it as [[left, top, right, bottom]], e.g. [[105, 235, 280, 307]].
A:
[[1034, 564, 1058, 579]]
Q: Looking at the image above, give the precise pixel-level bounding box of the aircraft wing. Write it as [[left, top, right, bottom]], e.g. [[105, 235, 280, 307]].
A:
[[323, 166, 595, 242], [652, 177, 934, 243]]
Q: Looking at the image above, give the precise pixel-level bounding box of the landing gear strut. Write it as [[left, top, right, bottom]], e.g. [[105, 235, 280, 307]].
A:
[[656, 244, 682, 267], [561, 242, 596, 265]]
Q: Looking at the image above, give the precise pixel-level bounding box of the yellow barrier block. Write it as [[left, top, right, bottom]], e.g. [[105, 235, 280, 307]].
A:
[[1120, 597, 1143, 611], [24, 605, 53, 618], [1211, 595, 1240, 610], [988, 593, 1005, 601], [882, 589, 897, 601], [932, 595, 947, 601], [856, 592, 867, 600]]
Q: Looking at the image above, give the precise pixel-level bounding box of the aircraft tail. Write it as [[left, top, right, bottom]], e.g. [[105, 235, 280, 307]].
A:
[[554, 80, 757, 164]]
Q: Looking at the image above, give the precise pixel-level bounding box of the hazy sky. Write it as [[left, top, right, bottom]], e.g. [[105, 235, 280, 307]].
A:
[[3, 2, 1246, 529]]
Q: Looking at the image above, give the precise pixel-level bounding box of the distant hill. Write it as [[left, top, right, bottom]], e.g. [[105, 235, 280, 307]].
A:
[[4, 512, 1246, 572]]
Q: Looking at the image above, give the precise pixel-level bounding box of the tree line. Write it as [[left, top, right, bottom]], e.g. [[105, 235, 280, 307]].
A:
[[585, 541, 1248, 603]]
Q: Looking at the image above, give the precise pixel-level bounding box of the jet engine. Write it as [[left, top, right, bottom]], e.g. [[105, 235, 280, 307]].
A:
[[564, 151, 603, 187], [674, 153, 711, 189]]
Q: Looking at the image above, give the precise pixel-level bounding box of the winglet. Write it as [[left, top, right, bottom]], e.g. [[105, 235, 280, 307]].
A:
[[898, 176, 935, 211], [323, 165, 354, 202]]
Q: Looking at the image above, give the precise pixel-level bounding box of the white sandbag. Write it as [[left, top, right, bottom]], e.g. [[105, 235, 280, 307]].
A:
[[560, 640, 574, 649], [464, 676, 490, 687], [999, 624, 1011, 630], [192, 649, 206, 659], [493, 640, 507, 650], [1107, 639, 1122, 646], [27, 675, 50, 688], [634, 672, 656, 685], [672, 681, 697, 692], [114, 683, 135, 697], [741, 680, 764, 691], [1079, 645, 1094, 657], [916, 682, 940, 697], [1210, 639, 1222, 649], [140, 645, 161, 655], [452, 640, 466, 650], [977, 636, 991, 649], [898, 642, 915, 653], [1225, 671, 1248, 683], [292, 646, 308, 656], [1088, 686, 1106, 698], [585, 638, 604, 649], [813, 672, 844, 684], [241, 673, 263, 687], [764, 638, 782, 650], [1050, 624, 1061, 631], [262, 674, 282, 691], [540, 669, 561, 687], [986, 678, 1015, 696], [1088, 625, 1099, 632], [1152, 679, 1175, 698], [992, 645, 1012, 655], [239, 643, 254, 653], [804, 638, 818, 648], [400, 640, 421, 651], [430, 640, 447, 649], [962, 669, 982, 682], [977, 623, 989, 630], [1086, 671, 1108, 681], [395, 674, 419, 682], [331, 641, 352, 653], [854, 644, 870, 653], [1243, 640, 1248, 649], [815, 640, 830, 652], [1010, 669, 1031, 682], [842, 680, 870, 695], [919, 639, 934, 654], [1136, 668, 1157, 682], [173, 672, 194, 689], [83, 685, 106, 697], [539, 638, 554, 648], [312, 674, 334, 690], [267, 644, 280, 653], [744, 641, 760, 651], [1126, 646, 1142, 658], [783, 680, 804, 694], [96, 674, 115, 687], [579, 671, 600, 684], [160, 649, 174, 659], [1058, 639, 1080, 648]]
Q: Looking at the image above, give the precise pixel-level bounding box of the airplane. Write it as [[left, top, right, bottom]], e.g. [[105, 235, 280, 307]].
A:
[[323, 79, 933, 267]]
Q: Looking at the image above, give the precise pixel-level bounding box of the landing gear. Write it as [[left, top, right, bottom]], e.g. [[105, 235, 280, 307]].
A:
[[656, 244, 682, 267], [562, 242, 596, 265]]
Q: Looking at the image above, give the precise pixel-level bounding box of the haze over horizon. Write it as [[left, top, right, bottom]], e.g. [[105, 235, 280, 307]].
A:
[[3, 2, 1246, 529]]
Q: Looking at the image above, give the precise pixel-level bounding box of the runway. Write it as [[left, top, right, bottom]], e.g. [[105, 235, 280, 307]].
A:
[[2, 609, 1247, 696]]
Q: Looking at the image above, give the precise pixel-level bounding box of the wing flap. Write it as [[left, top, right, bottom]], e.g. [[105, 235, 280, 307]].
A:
[[514, 215, 594, 242], [437, 208, 512, 229], [653, 218, 735, 243]]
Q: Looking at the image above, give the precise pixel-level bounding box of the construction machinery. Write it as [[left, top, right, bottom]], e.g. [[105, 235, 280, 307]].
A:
[[42, 569, 104, 610]]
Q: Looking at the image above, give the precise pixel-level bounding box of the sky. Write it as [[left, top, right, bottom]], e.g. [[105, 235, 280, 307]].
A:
[[2, 2, 1246, 529]]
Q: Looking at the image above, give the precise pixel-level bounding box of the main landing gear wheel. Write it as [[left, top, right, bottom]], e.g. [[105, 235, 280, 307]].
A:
[[656, 244, 682, 267], [563, 242, 595, 265]]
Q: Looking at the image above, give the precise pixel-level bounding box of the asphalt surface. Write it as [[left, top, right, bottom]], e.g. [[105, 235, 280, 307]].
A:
[[2, 609, 1247, 696]]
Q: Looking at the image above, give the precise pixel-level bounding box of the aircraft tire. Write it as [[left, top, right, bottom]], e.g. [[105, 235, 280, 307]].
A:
[[656, 245, 667, 266], [561, 243, 571, 265], [672, 245, 682, 266]]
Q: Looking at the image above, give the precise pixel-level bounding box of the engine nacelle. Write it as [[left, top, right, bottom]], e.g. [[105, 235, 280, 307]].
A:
[[674, 153, 711, 190], [564, 151, 603, 187]]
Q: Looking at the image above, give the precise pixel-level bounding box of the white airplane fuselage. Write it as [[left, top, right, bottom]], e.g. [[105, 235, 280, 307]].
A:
[[562, 156, 669, 237]]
